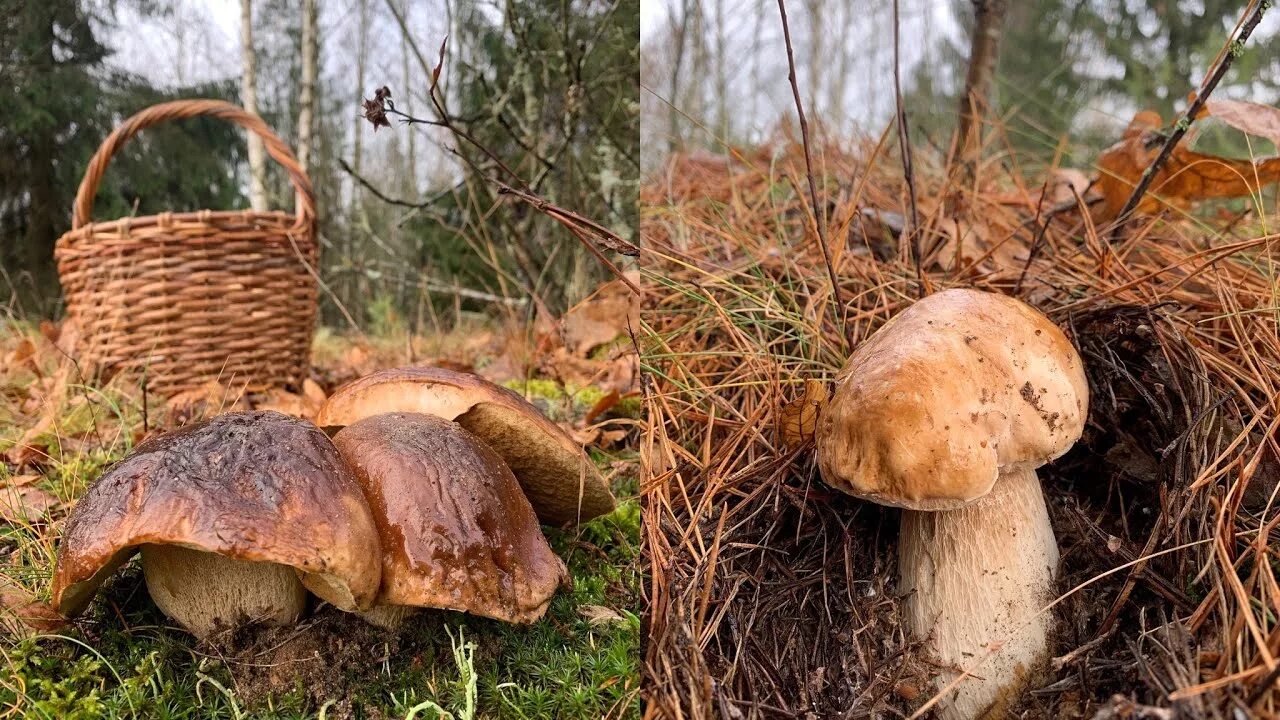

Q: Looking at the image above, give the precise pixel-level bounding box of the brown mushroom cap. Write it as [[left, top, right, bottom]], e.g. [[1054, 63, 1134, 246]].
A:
[[816, 289, 1088, 510], [52, 411, 382, 621], [316, 366, 615, 525], [333, 413, 567, 624]]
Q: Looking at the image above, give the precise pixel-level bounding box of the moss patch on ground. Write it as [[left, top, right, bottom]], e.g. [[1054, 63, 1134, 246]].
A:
[[0, 325, 640, 720]]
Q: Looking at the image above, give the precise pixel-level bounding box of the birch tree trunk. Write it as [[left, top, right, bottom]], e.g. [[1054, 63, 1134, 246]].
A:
[[400, 0, 417, 198], [296, 0, 318, 175], [352, 0, 368, 183], [240, 0, 268, 210]]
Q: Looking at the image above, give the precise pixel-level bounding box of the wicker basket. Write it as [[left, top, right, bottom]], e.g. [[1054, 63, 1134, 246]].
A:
[[55, 99, 318, 397]]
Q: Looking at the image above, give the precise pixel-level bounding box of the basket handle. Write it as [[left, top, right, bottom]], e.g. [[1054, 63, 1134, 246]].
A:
[[72, 99, 315, 231]]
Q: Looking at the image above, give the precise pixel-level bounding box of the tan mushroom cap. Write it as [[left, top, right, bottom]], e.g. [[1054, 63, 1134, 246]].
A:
[[333, 413, 567, 624], [316, 366, 615, 526], [52, 411, 382, 617], [816, 288, 1088, 510]]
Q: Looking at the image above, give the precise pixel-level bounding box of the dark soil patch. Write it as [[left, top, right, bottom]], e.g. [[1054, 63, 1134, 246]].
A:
[[215, 606, 398, 718]]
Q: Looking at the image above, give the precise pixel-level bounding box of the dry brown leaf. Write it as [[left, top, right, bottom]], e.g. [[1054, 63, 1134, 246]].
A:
[[597, 428, 628, 449], [302, 378, 327, 406], [255, 389, 307, 418], [561, 273, 640, 358], [0, 576, 66, 637], [1096, 110, 1280, 220], [341, 344, 374, 376], [930, 219, 1028, 276], [584, 390, 621, 424], [0, 484, 60, 524], [1204, 98, 1280, 147], [1048, 168, 1092, 206], [5, 338, 37, 374], [166, 379, 248, 427], [569, 426, 600, 447], [778, 379, 828, 447]]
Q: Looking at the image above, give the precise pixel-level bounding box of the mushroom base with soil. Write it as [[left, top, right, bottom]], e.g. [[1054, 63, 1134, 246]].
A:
[[141, 544, 308, 638], [897, 468, 1059, 720]]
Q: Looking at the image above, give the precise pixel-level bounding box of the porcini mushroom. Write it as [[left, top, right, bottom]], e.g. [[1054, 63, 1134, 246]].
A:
[[317, 366, 615, 525], [52, 411, 382, 638], [332, 413, 567, 628], [815, 288, 1088, 720]]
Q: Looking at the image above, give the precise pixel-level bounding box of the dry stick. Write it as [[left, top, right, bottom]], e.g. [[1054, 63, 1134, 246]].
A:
[[891, 0, 922, 290], [1107, 0, 1269, 241], [775, 0, 845, 336]]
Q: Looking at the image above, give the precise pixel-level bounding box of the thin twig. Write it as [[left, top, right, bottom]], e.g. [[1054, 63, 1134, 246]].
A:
[[337, 157, 454, 209], [374, 1, 641, 284], [775, 0, 845, 335], [1107, 0, 1269, 239], [891, 0, 922, 290]]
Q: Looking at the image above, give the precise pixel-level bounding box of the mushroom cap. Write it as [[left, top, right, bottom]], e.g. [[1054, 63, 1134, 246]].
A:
[[332, 413, 567, 623], [816, 289, 1088, 510], [316, 366, 615, 525], [52, 411, 382, 616]]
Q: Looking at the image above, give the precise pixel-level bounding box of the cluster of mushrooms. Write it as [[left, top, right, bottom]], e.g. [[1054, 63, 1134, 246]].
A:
[[50, 367, 616, 638], [815, 289, 1089, 720]]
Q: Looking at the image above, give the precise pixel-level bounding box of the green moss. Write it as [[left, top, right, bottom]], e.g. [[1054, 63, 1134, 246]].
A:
[[501, 378, 567, 402], [0, 448, 640, 720]]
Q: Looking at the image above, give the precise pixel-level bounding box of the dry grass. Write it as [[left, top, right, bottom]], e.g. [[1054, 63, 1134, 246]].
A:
[[639, 135, 1280, 719]]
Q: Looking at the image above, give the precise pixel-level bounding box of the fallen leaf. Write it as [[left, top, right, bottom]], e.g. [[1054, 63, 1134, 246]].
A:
[[1204, 98, 1280, 147], [1047, 168, 1092, 206], [569, 426, 601, 447], [579, 604, 627, 626], [166, 379, 248, 427], [341, 344, 374, 376], [597, 428, 628, 449], [560, 274, 640, 358], [5, 338, 37, 373], [0, 576, 66, 637], [0, 484, 60, 524], [778, 379, 829, 447], [254, 389, 307, 419], [1095, 109, 1280, 220], [584, 390, 621, 424]]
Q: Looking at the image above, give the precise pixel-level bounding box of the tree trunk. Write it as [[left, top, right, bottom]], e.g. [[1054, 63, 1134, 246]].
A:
[[400, 0, 417, 198], [296, 0, 318, 175], [347, 0, 370, 312], [952, 0, 1009, 172], [241, 0, 268, 210]]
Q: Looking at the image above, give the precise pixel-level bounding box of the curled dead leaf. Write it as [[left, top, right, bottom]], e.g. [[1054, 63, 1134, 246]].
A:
[[1204, 98, 1280, 148], [1095, 109, 1280, 220], [779, 379, 829, 447]]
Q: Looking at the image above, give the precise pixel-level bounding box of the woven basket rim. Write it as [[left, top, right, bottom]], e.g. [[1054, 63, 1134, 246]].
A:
[[62, 208, 299, 233]]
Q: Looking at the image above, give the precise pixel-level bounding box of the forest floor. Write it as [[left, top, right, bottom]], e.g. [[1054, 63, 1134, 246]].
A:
[[641, 136, 1280, 719], [0, 296, 641, 719]]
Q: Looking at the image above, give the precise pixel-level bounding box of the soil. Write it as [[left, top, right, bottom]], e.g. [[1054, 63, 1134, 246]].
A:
[[216, 606, 399, 718]]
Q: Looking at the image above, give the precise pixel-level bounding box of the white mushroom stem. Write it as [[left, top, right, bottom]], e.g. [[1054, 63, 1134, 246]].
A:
[[140, 545, 308, 638], [897, 468, 1059, 720]]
